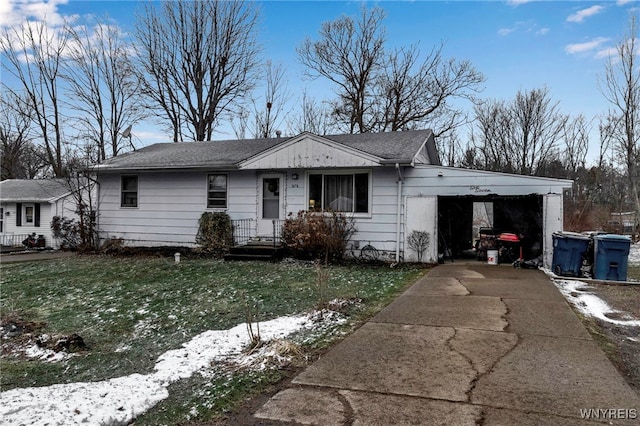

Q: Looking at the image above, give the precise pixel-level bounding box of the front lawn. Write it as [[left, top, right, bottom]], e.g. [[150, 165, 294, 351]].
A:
[[0, 255, 425, 423]]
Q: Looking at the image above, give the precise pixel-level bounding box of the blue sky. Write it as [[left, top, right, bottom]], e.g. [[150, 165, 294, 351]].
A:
[[1, 0, 637, 161]]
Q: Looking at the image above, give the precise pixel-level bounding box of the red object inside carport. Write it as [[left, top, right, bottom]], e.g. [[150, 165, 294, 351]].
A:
[[498, 233, 520, 242]]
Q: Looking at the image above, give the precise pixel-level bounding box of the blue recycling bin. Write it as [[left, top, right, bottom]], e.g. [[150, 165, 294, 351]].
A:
[[593, 234, 631, 281], [552, 232, 590, 277]]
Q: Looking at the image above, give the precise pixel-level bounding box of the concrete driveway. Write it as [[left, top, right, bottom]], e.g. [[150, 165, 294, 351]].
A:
[[253, 263, 640, 425]]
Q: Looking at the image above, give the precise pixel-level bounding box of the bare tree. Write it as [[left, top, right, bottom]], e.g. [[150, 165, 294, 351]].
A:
[[1, 21, 70, 177], [436, 129, 464, 167], [298, 6, 484, 136], [250, 61, 291, 138], [135, 0, 261, 142], [65, 20, 144, 161], [289, 90, 336, 135], [561, 114, 590, 176], [599, 14, 640, 235], [472, 99, 516, 172], [472, 88, 567, 175], [511, 87, 567, 175], [1, 92, 31, 179], [377, 43, 484, 135], [298, 5, 386, 133]]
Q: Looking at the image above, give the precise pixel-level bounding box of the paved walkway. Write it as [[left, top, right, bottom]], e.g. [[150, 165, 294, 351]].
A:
[[253, 263, 640, 425], [0, 250, 77, 263]]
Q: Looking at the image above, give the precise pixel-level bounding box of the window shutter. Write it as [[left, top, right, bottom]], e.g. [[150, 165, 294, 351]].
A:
[[16, 203, 22, 226], [34, 203, 41, 227]]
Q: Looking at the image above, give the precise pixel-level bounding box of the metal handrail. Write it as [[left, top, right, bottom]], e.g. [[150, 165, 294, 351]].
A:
[[231, 219, 253, 246], [272, 219, 285, 247]]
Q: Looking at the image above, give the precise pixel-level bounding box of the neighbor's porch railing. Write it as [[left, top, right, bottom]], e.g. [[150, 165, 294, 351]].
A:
[[1, 233, 30, 248]]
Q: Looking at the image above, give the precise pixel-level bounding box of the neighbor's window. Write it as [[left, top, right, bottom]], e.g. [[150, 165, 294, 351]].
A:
[[308, 172, 369, 213], [121, 175, 138, 207], [24, 205, 34, 223], [207, 174, 228, 208], [0, 207, 3, 232]]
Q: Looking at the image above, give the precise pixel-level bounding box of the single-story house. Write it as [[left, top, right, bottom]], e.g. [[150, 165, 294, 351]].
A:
[[93, 130, 572, 266], [0, 179, 79, 250]]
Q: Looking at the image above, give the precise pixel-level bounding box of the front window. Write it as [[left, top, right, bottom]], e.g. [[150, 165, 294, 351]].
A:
[[308, 172, 369, 213], [121, 176, 138, 207], [207, 174, 227, 208]]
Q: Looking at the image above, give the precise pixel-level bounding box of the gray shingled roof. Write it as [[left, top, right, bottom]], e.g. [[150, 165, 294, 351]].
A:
[[0, 179, 71, 202], [95, 130, 435, 172]]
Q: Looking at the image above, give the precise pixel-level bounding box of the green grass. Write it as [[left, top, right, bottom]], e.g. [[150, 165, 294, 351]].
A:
[[1, 255, 426, 423], [627, 264, 639, 281]]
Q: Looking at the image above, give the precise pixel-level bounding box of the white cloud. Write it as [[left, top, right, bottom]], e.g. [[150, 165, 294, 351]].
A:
[[595, 46, 617, 59], [567, 5, 605, 23], [0, 0, 71, 28], [498, 21, 549, 37], [507, 0, 534, 6], [616, 0, 634, 6], [498, 27, 517, 36], [536, 27, 550, 36], [565, 37, 610, 54]]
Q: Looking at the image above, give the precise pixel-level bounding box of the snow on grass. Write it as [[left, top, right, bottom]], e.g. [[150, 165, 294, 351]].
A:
[[553, 279, 640, 327], [0, 312, 340, 426], [628, 242, 640, 265]]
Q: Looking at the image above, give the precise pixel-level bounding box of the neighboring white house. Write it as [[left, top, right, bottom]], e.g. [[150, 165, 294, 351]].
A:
[[0, 179, 79, 250], [94, 130, 572, 266]]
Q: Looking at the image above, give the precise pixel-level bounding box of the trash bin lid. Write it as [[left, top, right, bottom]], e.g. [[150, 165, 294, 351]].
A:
[[553, 231, 590, 240], [593, 234, 631, 242]]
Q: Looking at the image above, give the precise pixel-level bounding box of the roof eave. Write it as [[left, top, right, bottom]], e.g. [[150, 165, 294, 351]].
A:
[[95, 164, 240, 173], [379, 159, 414, 166]]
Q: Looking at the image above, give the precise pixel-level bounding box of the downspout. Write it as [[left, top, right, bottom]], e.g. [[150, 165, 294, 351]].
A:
[[395, 163, 403, 262]]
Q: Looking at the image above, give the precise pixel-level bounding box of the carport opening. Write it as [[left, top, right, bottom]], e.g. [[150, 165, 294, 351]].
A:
[[437, 195, 543, 262]]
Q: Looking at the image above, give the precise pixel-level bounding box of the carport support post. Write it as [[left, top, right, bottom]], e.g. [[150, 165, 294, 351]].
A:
[[543, 193, 564, 268]]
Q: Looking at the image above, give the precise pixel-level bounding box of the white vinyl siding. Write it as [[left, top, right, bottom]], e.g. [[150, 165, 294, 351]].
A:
[[98, 171, 256, 246]]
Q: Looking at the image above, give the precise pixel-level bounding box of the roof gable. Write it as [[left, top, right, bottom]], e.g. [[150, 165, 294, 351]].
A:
[[238, 133, 383, 169]]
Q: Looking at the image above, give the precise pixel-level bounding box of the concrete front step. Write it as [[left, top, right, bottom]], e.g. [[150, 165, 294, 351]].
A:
[[223, 244, 284, 261]]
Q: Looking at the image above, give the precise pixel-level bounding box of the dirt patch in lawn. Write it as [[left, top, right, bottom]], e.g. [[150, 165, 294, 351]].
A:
[[1, 312, 88, 362], [582, 284, 640, 392]]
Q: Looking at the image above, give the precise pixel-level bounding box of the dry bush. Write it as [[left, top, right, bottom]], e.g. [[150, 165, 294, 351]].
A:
[[282, 210, 356, 263]]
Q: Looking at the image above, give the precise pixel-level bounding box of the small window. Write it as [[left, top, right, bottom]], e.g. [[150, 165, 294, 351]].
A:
[[0, 207, 3, 232], [121, 176, 138, 207], [207, 174, 227, 208], [307, 172, 370, 213], [25, 205, 34, 223]]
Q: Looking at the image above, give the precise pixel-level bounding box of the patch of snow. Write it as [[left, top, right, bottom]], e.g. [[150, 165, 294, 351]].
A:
[[553, 279, 640, 327], [24, 344, 73, 363], [114, 343, 131, 353], [628, 242, 640, 265], [0, 312, 339, 425]]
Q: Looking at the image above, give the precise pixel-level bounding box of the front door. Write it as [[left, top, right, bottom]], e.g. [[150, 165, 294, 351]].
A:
[[257, 174, 284, 237]]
